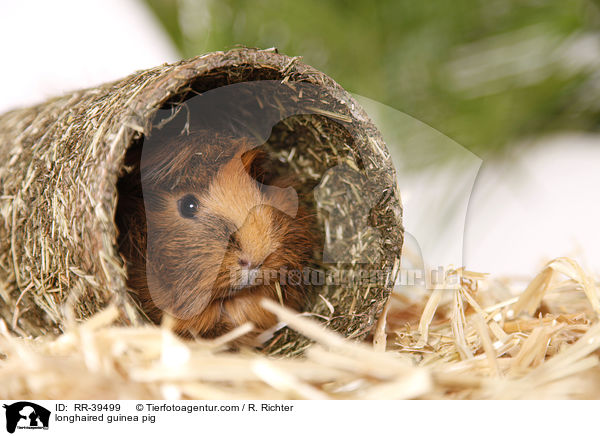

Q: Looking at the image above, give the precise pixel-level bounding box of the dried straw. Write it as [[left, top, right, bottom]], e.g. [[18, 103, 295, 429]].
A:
[[1, 256, 599, 399]]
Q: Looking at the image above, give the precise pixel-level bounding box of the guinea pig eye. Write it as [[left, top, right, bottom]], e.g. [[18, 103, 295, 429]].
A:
[[177, 194, 199, 219]]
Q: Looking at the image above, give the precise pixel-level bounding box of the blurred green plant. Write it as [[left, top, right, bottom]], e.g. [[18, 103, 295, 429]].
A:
[[145, 0, 600, 157]]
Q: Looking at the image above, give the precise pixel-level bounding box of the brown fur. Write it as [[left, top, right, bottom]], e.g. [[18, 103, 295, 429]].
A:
[[117, 129, 315, 345]]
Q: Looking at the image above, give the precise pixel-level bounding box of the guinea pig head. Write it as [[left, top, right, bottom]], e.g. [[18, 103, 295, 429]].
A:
[[140, 132, 311, 322]]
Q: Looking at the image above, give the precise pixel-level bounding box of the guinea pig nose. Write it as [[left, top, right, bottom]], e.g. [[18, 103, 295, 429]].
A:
[[238, 258, 251, 268]]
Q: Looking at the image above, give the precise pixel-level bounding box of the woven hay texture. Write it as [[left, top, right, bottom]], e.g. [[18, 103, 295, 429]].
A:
[[0, 48, 403, 353]]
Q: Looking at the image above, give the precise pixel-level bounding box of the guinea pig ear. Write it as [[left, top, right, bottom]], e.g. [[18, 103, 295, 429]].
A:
[[240, 147, 269, 182]]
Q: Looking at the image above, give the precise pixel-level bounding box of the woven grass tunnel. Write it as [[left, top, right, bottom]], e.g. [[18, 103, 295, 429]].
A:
[[0, 48, 403, 355]]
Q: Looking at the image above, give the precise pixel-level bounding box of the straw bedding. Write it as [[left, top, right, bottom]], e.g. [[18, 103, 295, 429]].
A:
[[1, 256, 599, 399]]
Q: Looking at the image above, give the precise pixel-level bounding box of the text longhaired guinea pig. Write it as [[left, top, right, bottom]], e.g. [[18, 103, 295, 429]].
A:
[[117, 129, 317, 345]]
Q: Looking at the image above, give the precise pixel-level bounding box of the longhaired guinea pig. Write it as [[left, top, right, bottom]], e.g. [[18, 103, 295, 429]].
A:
[[117, 128, 316, 345]]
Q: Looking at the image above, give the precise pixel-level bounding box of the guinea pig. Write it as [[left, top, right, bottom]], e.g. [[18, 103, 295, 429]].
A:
[[116, 128, 316, 345]]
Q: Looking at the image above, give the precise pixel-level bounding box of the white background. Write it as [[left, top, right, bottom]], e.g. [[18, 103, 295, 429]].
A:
[[0, 400, 593, 436]]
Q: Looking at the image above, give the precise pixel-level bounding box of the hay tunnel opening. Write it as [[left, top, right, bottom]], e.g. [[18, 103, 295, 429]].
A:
[[0, 49, 402, 356]]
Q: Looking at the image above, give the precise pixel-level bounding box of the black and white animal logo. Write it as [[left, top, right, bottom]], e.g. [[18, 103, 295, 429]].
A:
[[2, 402, 50, 433]]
